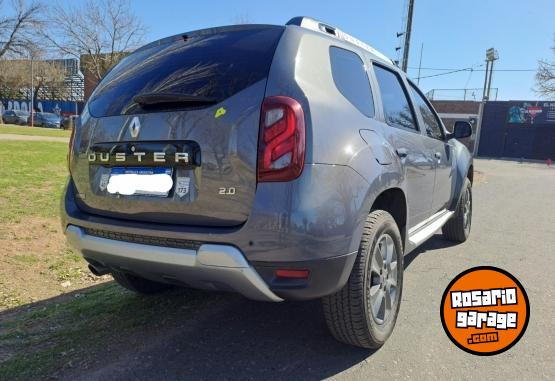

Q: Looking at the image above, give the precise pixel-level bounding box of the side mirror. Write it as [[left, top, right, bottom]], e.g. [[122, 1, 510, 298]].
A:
[[450, 121, 473, 139]]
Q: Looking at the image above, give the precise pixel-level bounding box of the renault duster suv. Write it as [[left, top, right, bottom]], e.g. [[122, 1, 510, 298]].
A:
[[63, 17, 473, 348]]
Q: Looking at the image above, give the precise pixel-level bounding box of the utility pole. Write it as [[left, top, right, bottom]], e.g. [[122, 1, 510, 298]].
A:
[[417, 43, 424, 85], [401, 0, 415, 72], [474, 48, 499, 157]]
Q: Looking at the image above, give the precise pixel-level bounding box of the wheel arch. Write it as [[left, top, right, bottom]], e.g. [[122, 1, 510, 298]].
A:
[[349, 181, 409, 257], [448, 141, 473, 211], [370, 188, 407, 249]]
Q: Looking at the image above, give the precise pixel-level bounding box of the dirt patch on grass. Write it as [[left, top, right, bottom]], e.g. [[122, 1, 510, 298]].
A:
[[0, 217, 109, 310]]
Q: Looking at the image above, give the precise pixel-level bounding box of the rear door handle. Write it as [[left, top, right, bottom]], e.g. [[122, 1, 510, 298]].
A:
[[396, 148, 408, 158]]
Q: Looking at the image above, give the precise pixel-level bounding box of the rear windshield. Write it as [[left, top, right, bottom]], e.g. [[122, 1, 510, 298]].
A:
[[88, 25, 284, 117]]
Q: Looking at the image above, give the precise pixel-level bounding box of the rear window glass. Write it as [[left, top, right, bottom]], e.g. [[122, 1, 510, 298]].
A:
[[373, 65, 417, 131], [88, 26, 284, 117], [329, 46, 374, 117]]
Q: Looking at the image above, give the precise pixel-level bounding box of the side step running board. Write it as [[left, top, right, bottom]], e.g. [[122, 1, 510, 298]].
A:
[[408, 209, 454, 246]]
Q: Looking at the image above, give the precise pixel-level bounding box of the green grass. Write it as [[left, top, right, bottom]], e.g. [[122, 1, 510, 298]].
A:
[[0, 141, 69, 222], [0, 140, 222, 379], [0, 124, 70, 138], [0, 285, 216, 381]]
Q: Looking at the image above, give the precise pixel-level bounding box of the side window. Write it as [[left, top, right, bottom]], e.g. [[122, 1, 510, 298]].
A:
[[373, 65, 417, 131], [329, 46, 375, 117], [409, 82, 444, 140]]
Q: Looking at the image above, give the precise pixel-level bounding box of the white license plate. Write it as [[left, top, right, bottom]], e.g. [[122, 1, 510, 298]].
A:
[[106, 167, 173, 197]]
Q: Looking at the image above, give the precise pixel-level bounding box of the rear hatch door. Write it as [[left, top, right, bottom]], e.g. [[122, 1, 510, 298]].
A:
[[70, 25, 284, 226]]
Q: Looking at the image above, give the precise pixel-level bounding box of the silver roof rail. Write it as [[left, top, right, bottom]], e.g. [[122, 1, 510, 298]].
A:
[[286, 16, 393, 64]]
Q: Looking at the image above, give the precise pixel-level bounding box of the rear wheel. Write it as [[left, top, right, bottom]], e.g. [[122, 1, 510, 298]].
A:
[[322, 210, 404, 348], [111, 271, 171, 294], [442, 178, 472, 242]]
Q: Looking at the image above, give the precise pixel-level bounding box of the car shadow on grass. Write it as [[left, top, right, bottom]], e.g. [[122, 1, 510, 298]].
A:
[[1, 233, 460, 381], [1, 281, 372, 381]]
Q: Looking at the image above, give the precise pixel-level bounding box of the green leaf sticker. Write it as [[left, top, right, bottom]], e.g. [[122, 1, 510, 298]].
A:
[[215, 107, 226, 118]]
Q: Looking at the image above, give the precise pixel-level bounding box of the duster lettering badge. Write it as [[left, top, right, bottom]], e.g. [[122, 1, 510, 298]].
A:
[[86, 141, 201, 168], [88, 152, 189, 164]]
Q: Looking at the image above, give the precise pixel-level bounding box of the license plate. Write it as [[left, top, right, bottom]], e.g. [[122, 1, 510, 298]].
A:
[[106, 167, 173, 197]]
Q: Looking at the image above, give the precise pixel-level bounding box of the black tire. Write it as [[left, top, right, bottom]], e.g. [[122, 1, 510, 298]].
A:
[[322, 210, 404, 349], [111, 270, 170, 294], [442, 178, 472, 242]]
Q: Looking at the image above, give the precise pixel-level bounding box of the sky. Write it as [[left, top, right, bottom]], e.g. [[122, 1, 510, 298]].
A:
[[2, 0, 553, 100], [125, 0, 554, 101]]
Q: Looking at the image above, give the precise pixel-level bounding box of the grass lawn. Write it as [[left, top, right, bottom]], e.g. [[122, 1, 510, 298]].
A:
[[0, 284, 214, 381], [0, 124, 71, 138], [0, 141, 69, 223], [0, 140, 210, 380]]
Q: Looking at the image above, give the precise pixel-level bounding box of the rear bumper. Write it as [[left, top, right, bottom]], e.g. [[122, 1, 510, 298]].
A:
[[61, 161, 367, 300], [252, 252, 357, 300], [66, 225, 283, 302]]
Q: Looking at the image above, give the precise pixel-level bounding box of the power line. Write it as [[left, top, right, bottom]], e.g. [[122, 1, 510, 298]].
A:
[[464, 67, 474, 88], [415, 66, 536, 81], [410, 66, 536, 72], [417, 65, 484, 79]]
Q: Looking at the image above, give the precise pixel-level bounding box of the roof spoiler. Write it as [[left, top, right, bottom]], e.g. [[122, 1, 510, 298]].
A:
[[286, 16, 393, 65]]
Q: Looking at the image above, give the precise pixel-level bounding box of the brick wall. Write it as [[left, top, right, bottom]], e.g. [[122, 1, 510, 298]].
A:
[[430, 100, 481, 114]]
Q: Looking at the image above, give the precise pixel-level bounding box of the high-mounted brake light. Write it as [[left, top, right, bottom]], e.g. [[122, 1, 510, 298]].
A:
[[258, 96, 305, 182]]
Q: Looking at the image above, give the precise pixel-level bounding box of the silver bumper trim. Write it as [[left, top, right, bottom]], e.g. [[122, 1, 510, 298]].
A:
[[65, 225, 283, 302]]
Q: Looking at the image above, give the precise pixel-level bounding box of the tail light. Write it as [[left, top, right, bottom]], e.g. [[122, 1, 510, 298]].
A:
[[67, 117, 78, 173], [258, 96, 305, 182]]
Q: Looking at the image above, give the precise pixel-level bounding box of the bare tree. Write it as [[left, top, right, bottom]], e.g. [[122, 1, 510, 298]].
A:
[[0, 0, 42, 59], [0, 58, 65, 102], [536, 39, 555, 99], [43, 0, 147, 82]]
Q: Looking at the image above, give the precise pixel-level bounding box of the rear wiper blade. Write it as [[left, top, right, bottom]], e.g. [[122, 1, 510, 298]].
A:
[[132, 92, 218, 106]]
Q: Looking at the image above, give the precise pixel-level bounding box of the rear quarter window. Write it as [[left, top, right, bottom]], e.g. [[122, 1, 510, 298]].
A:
[[88, 26, 284, 117], [329, 46, 375, 117]]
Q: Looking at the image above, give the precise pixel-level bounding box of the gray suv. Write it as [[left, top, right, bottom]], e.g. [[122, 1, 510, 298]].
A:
[[63, 17, 473, 348]]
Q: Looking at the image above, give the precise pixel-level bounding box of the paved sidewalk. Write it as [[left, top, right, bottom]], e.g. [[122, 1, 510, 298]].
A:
[[0, 133, 69, 143]]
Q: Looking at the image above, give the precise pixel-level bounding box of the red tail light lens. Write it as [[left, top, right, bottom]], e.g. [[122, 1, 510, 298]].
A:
[[67, 117, 78, 173], [258, 96, 305, 182]]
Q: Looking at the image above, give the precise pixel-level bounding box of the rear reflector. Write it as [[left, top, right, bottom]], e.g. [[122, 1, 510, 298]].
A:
[[275, 269, 310, 279], [258, 96, 305, 182]]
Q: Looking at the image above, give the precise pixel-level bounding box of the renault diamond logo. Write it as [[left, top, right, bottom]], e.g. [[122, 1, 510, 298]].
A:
[[129, 116, 141, 138]]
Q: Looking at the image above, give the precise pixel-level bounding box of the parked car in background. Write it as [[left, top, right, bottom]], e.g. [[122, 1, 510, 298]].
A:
[[2, 110, 30, 125], [31, 112, 62, 128]]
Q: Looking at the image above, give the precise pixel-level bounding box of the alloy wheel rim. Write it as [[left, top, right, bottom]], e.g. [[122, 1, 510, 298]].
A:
[[368, 233, 398, 325]]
